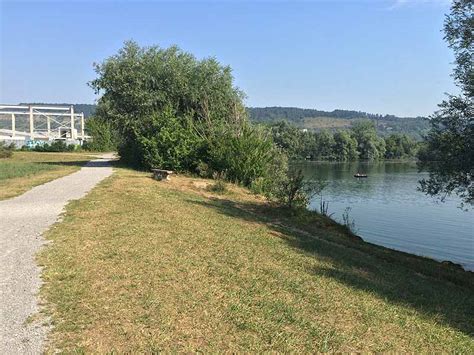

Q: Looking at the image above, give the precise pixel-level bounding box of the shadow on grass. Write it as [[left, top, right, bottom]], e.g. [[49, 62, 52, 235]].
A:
[[187, 196, 474, 337], [38, 159, 116, 168]]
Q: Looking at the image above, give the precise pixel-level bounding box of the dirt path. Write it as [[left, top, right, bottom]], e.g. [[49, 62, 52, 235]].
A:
[[0, 154, 114, 354]]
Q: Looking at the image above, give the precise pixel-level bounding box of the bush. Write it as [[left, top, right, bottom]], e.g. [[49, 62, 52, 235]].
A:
[[82, 116, 118, 152], [32, 140, 77, 152], [91, 41, 291, 191], [91, 41, 247, 171], [0, 141, 15, 158], [196, 160, 211, 178], [207, 172, 228, 193], [118, 108, 202, 171], [271, 169, 325, 209], [207, 125, 280, 186]]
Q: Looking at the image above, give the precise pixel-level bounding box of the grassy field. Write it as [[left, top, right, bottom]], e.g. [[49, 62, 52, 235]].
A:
[[0, 151, 94, 200], [38, 168, 474, 352]]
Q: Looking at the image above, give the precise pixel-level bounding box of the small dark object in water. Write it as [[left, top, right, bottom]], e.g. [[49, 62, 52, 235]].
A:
[[354, 173, 368, 178]]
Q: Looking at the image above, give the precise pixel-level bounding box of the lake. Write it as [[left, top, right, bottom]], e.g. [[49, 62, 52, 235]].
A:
[[295, 161, 474, 271]]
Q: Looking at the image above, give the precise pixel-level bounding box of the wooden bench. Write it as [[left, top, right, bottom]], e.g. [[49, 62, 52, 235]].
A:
[[151, 168, 174, 181]]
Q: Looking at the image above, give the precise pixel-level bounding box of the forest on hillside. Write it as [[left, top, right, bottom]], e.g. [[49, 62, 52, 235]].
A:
[[248, 107, 430, 138]]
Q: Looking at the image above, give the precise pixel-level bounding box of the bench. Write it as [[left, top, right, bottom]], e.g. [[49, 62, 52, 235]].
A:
[[151, 168, 174, 181]]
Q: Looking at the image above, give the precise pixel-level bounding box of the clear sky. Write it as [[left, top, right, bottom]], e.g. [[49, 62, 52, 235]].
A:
[[0, 0, 456, 117]]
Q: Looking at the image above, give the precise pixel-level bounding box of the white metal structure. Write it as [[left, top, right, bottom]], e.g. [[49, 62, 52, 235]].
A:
[[0, 104, 87, 143]]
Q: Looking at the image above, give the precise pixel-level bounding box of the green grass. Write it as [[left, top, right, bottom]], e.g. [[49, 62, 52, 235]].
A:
[[0, 160, 56, 180], [38, 169, 474, 352], [0, 151, 94, 200]]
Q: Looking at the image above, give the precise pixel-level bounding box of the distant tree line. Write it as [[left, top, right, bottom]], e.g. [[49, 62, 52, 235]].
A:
[[268, 120, 419, 161], [248, 106, 396, 121]]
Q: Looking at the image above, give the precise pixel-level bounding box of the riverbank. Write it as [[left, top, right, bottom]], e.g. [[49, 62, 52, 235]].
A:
[[295, 160, 473, 271], [37, 167, 474, 352]]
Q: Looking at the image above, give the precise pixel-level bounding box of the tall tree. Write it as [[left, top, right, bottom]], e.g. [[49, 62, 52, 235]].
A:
[[333, 130, 358, 161], [350, 120, 385, 159], [419, 0, 473, 205], [91, 41, 247, 169]]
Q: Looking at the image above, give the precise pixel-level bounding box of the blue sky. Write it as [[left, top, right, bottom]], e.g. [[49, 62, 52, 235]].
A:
[[0, 0, 456, 116]]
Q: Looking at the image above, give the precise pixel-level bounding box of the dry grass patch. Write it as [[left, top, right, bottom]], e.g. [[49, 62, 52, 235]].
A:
[[0, 151, 95, 200], [39, 168, 474, 352]]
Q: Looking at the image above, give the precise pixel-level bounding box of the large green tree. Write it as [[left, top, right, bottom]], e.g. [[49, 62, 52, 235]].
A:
[[350, 121, 386, 159], [91, 41, 247, 169], [419, 0, 473, 205], [384, 133, 418, 159], [91, 41, 287, 194], [333, 130, 359, 161]]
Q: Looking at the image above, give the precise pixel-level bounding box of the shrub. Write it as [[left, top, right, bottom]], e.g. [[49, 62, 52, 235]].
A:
[[0, 141, 15, 158], [196, 160, 211, 178], [342, 207, 356, 233], [91, 41, 291, 190], [32, 140, 76, 152], [91, 41, 247, 171], [83, 116, 118, 152], [207, 125, 279, 186], [118, 108, 201, 171], [207, 172, 228, 193], [271, 169, 326, 209]]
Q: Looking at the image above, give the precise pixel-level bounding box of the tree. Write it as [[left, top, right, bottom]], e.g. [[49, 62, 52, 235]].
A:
[[90, 41, 287, 190], [314, 130, 336, 160], [350, 120, 385, 159], [83, 116, 118, 152], [333, 130, 358, 161], [384, 133, 418, 159], [269, 121, 304, 159], [91, 41, 246, 169], [419, 0, 473, 205]]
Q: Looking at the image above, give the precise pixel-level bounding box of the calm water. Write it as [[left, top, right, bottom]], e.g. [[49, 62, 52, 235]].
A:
[[296, 161, 474, 271]]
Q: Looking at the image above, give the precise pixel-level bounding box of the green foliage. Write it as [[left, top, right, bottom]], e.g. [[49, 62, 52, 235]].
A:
[[350, 121, 386, 160], [83, 116, 118, 152], [419, 0, 473, 205], [131, 108, 200, 171], [207, 125, 279, 186], [0, 141, 15, 159], [30, 140, 77, 152], [267, 120, 416, 162], [91, 41, 246, 142], [315, 130, 336, 160], [92, 41, 284, 188], [384, 133, 418, 159], [270, 169, 325, 209], [91, 41, 246, 170], [333, 130, 358, 160], [207, 172, 228, 193], [250, 148, 289, 197]]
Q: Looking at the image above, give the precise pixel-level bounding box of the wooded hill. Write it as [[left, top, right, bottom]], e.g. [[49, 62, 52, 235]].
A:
[[248, 107, 430, 139]]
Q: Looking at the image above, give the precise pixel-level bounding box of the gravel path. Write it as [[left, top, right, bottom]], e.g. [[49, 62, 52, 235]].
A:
[[0, 154, 114, 354]]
